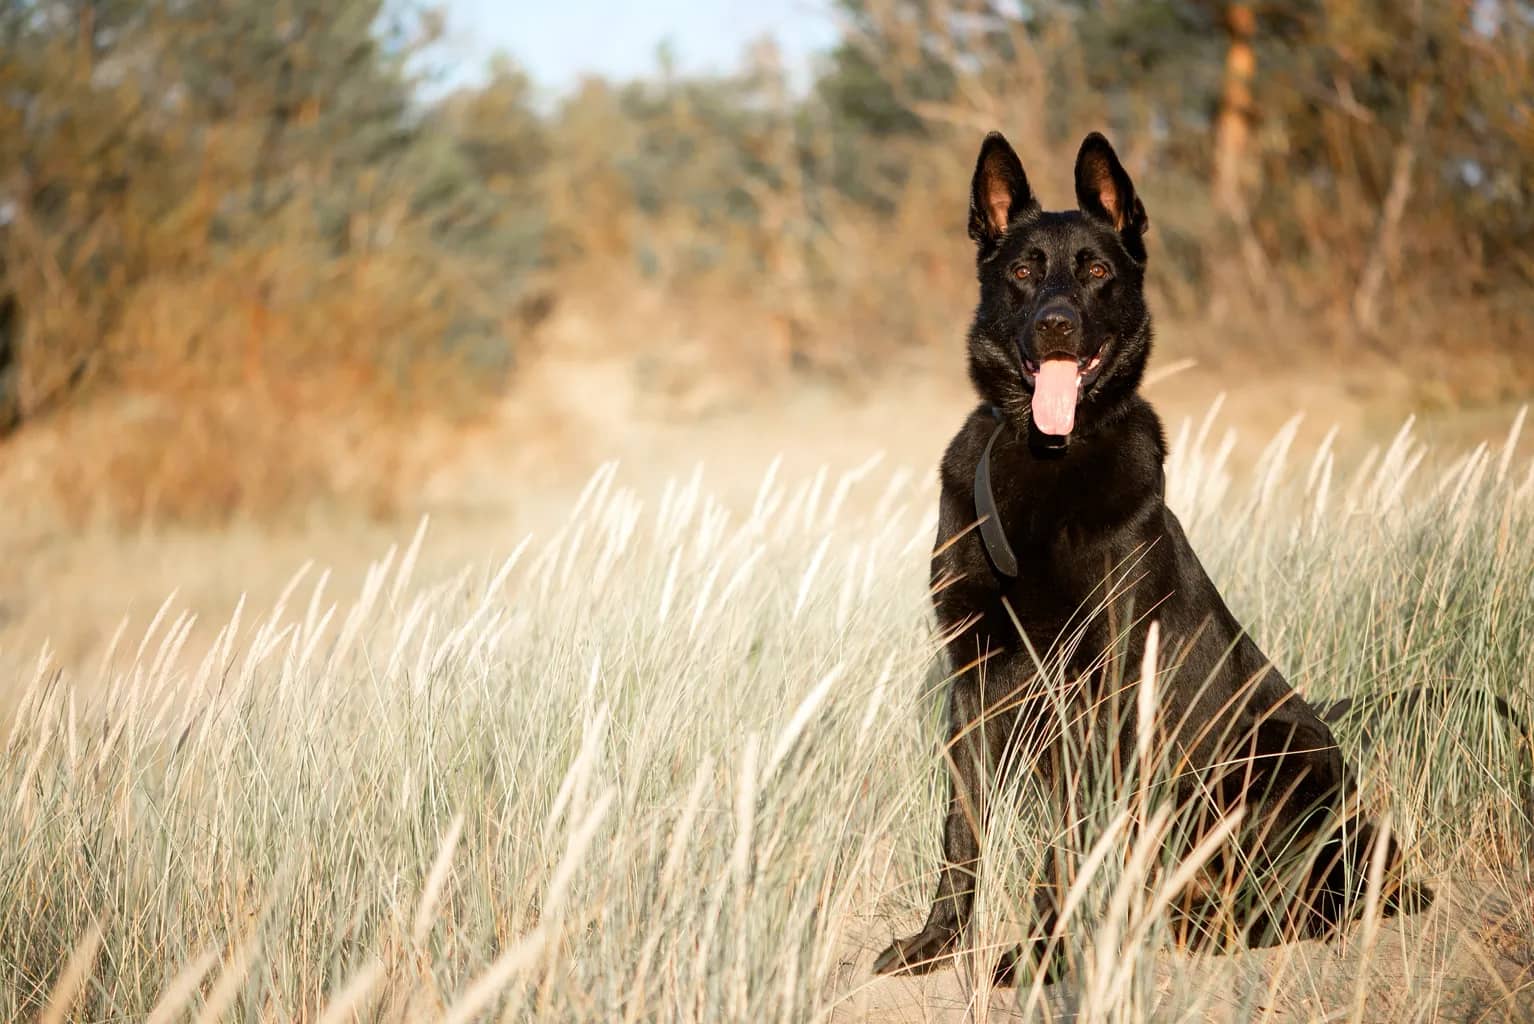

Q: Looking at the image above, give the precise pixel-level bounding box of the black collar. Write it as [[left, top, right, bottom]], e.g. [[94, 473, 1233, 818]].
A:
[[975, 404, 1019, 577]]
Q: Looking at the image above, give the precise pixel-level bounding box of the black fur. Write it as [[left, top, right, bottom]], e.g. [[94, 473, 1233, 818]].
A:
[[873, 132, 1430, 984]]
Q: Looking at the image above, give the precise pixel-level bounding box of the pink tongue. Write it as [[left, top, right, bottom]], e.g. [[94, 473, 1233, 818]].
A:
[[1031, 358, 1080, 436]]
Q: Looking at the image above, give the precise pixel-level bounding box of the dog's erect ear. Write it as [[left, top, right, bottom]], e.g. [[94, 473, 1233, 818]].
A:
[[1074, 132, 1148, 257], [968, 132, 1038, 250]]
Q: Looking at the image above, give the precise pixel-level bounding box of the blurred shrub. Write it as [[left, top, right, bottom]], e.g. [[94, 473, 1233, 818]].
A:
[[0, 0, 543, 522]]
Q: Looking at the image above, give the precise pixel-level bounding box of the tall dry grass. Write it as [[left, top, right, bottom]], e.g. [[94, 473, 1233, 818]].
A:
[[2, 405, 1532, 1021]]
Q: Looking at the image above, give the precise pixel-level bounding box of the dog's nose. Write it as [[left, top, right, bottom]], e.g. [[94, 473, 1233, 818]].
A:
[[1033, 304, 1079, 341]]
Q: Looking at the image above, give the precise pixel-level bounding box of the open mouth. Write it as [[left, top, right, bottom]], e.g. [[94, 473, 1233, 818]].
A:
[[1020, 343, 1109, 437], [1020, 349, 1106, 385]]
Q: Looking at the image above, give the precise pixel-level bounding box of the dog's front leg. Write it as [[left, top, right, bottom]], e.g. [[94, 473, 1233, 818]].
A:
[[873, 674, 1004, 975], [990, 887, 1066, 986]]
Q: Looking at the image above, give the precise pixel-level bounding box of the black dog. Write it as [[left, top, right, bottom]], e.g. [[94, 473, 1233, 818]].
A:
[[873, 131, 1430, 984]]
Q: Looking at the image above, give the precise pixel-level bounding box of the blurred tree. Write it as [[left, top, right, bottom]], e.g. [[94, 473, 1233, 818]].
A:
[[422, 56, 552, 339], [807, 0, 1534, 325], [0, 0, 529, 434], [814, 0, 958, 208]]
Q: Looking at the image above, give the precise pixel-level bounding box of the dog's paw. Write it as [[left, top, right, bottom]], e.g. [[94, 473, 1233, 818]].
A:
[[992, 945, 1023, 987], [991, 940, 1064, 988], [872, 925, 960, 976], [1385, 879, 1434, 917]]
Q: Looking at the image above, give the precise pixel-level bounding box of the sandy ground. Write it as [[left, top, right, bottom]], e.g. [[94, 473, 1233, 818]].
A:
[[833, 872, 1534, 1021]]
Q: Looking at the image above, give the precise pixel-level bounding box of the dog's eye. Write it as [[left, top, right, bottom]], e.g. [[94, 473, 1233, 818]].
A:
[[1013, 266, 1032, 280], [1088, 262, 1111, 280]]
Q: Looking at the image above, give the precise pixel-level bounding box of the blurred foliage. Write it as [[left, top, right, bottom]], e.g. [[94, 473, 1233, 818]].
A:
[[0, 0, 1531, 521], [0, 0, 543, 422], [0, 0, 545, 520]]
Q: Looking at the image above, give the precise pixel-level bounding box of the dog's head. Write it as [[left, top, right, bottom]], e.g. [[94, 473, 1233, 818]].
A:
[[965, 131, 1152, 444]]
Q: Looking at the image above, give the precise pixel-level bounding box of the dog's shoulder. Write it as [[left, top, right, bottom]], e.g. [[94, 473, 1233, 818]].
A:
[[936, 403, 1002, 496], [1101, 394, 1167, 467], [930, 404, 999, 556], [930, 405, 1007, 602], [1075, 395, 1167, 507]]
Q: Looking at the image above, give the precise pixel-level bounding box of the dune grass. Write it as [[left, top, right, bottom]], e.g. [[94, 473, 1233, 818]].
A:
[[2, 406, 1532, 1022]]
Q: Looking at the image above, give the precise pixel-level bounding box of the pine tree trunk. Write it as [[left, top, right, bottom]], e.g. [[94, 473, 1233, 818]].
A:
[[1212, 4, 1257, 221], [1211, 4, 1270, 294]]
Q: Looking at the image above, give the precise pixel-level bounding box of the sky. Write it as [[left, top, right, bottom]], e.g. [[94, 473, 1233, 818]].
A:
[[427, 0, 841, 96]]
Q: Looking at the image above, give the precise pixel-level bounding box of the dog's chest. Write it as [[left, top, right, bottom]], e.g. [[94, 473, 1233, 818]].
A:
[[982, 434, 1165, 615], [989, 438, 1148, 548]]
